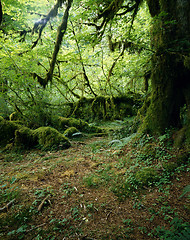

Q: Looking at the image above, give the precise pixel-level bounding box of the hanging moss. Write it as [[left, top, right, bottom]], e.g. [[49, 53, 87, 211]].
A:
[[92, 96, 109, 120], [71, 97, 94, 120], [65, 93, 143, 122]]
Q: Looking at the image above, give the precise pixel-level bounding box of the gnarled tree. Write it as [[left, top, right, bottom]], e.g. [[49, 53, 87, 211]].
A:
[[141, 0, 190, 140], [96, 0, 190, 144]]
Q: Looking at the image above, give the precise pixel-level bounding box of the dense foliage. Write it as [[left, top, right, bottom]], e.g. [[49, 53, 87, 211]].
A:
[[0, 2, 189, 239], [0, 0, 190, 146], [0, 0, 151, 122]]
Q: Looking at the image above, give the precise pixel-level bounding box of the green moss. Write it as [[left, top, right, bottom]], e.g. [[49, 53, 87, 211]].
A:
[[59, 117, 103, 133], [173, 128, 186, 148], [0, 119, 21, 146], [15, 127, 37, 148], [138, 95, 168, 135], [91, 96, 115, 120], [64, 127, 79, 137], [71, 97, 94, 121], [135, 167, 159, 187], [63, 94, 143, 122], [34, 126, 70, 150], [0, 116, 4, 122], [0, 119, 71, 151]]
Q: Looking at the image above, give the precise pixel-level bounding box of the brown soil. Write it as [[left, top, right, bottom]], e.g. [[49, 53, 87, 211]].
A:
[[0, 136, 189, 239]]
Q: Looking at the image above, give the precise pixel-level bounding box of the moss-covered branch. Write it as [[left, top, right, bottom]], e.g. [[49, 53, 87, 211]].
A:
[[70, 21, 97, 97], [31, 0, 66, 48], [96, 0, 143, 34], [45, 0, 73, 85]]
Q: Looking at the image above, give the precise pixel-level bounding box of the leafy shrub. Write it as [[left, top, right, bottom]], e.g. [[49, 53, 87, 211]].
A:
[[153, 218, 190, 240], [134, 167, 159, 187]]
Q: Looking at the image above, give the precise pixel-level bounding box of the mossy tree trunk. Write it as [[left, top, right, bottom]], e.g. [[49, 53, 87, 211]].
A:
[[141, 0, 190, 137]]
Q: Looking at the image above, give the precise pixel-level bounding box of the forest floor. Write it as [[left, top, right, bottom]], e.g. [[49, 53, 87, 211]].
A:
[[0, 121, 190, 240]]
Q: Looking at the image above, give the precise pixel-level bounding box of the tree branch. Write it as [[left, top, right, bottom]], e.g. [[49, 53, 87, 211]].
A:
[[31, 0, 66, 48], [70, 21, 97, 97], [45, 0, 73, 85]]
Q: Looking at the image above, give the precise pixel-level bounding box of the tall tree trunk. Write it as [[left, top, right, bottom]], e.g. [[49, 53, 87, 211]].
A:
[[141, 0, 190, 139]]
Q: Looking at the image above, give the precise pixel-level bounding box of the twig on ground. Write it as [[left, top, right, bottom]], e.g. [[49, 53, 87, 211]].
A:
[[26, 223, 47, 233], [38, 194, 51, 211], [0, 199, 15, 212]]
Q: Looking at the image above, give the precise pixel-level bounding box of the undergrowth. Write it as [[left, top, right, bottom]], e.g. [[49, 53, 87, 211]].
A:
[[0, 127, 189, 239]]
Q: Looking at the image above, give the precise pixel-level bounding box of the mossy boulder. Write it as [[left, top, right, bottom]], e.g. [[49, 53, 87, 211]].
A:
[[33, 127, 70, 150], [0, 119, 71, 151], [59, 117, 103, 133], [0, 119, 21, 146], [64, 127, 79, 137], [134, 167, 159, 187], [15, 127, 38, 148]]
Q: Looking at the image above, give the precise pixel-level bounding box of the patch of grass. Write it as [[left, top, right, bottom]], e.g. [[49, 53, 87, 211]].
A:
[[83, 173, 101, 188], [2, 152, 25, 162], [89, 140, 108, 153], [110, 177, 132, 201], [60, 182, 75, 198], [0, 177, 20, 205]]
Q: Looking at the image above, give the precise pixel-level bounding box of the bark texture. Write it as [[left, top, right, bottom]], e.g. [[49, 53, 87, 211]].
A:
[[141, 0, 190, 142]]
